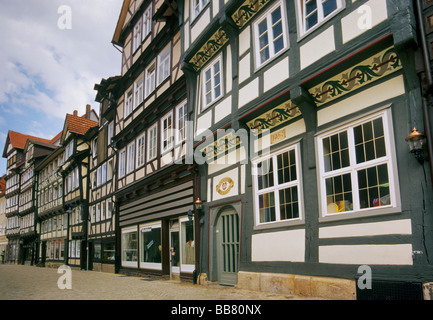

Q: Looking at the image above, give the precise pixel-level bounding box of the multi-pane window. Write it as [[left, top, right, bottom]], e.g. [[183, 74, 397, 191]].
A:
[[148, 123, 158, 161], [317, 110, 398, 216], [145, 62, 156, 98], [161, 112, 173, 153], [157, 46, 171, 86], [253, 145, 302, 225], [119, 149, 126, 178], [133, 20, 142, 52], [298, 0, 343, 35], [202, 54, 223, 109], [254, 1, 288, 67], [134, 75, 144, 109], [176, 102, 188, 144], [108, 121, 114, 145], [124, 89, 133, 118], [136, 132, 146, 168], [192, 0, 209, 19], [127, 142, 135, 174], [142, 4, 152, 40]]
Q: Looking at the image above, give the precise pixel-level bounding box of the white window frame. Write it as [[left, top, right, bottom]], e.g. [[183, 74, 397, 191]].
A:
[[107, 199, 112, 219], [157, 45, 171, 86], [147, 123, 158, 161], [136, 132, 146, 168], [119, 148, 126, 178], [108, 121, 114, 145], [145, 61, 156, 98], [252, 144, 303, 226], [124, 89, 133, 118], [316, 109, 401, 219], [142, 4, 152, 41], [139, 221, 162, 270], [253, 0, 289, 69], [133, 75, 144, 109], [127, 141, 135, 174], [175, 101, 188, 145], [121, 227, 138, 268], [201, 54, 223, 110], [191, 0, 209, 20], [296, 0, 344, 37], [133, 19, 142, 52], [161, 111, 174, 153]]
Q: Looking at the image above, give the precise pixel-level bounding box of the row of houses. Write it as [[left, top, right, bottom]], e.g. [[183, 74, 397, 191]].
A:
[[2, 0, 433, 299]]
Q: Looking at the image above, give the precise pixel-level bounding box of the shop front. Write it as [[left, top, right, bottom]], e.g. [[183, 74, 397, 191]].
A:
[[118, 174, 199, 281]]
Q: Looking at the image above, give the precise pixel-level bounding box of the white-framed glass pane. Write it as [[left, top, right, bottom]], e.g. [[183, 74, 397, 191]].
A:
[[140, 223, 162, 269], [122, 228, 138, 267]]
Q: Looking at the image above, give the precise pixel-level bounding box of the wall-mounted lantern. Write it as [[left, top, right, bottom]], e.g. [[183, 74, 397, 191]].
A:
[[406, 127, 425, 164]]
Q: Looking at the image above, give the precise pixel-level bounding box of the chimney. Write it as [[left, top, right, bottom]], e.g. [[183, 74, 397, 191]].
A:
[[73, 110, 78, 116], [86, 104, 91, 119]]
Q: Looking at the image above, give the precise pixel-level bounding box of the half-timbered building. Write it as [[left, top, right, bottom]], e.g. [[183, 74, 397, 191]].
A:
[[2, 131, 54, 264], [110, 0, 199, 281], [58, 107, 99, 269], [180, 0, 433, 299], [88, 81, 121, 272], [35, 133, 68, 268]]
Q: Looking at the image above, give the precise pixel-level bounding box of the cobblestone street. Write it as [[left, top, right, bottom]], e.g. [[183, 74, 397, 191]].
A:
[[0, 264, 320, 301]]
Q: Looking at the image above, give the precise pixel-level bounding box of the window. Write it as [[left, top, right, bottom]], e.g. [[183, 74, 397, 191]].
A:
[[202, 54, 223, 109], [192, 0, 208, 19], [148, 124, 158, 161], [140, 222, 162, 269], [142, 4, 152, 40], [107, 159, 113, 181], [180, 217, 195, 272], [253, 144, 302, 225], [122, 228, 138, 267], [253, 1, 288, 67], [176, 102, 188, 144], [297, 0, 343, 35], [108, 121, 114, 145], [124, 89, 133, 118], [317, 110, 399, 217], [161, 112, 173, 153], [119, 149, 126, 178], [97, 167, 102, 186], [107, 199, 112, 219], [134, 75, 144, 108], [127, 142, 135, 174], [136, 132, 146, 168], [96, 203, 100, 222], [133, 20, 142, 52], [145, 62, 156, 98], [157, 46, 171, 86], [101, 201, 106, 220], [102, 163, 107, 184]]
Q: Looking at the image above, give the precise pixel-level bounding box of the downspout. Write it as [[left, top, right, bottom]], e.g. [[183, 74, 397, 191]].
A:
[[415, 0, 433, 188]]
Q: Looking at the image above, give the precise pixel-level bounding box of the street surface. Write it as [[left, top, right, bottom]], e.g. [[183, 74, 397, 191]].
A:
[[0, 264, 319, 300]]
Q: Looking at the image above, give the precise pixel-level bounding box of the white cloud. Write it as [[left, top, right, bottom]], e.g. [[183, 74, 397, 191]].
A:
[[0, 0, 122, 119]]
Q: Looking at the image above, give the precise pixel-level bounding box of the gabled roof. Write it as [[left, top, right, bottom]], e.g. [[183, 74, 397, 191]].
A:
[[2, 130, 53, 158], [61, 111, 99, 144], [112, 0, 132, 46]]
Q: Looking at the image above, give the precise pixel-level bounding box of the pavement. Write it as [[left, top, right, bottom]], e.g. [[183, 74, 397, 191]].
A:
[[0, 264, 323, 301]]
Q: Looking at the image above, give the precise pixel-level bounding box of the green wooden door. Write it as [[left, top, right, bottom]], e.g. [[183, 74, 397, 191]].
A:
[[217, 209, 240, 286]]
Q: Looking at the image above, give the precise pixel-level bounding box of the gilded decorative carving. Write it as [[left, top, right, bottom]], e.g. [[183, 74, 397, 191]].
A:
[[216, 177, 235, 195], [231, 0, 271, 28], [309, 47, 402, 106], [189, 27, 229, 71], [246, 100, 301, 134], [200, 131, 241, 160]]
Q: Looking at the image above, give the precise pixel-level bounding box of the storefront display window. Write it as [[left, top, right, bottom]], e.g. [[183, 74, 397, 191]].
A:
[[180, 218, 195, 272], [140, 222, 162, 269], [122, 228, 138, 267]]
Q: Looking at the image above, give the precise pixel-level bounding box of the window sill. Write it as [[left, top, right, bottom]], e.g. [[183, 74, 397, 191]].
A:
[[253, 218, 304, 231], [318, 205, 402, 224]]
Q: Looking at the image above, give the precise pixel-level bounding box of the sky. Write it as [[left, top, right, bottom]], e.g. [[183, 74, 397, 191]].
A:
[[0, 0, 123, 176]]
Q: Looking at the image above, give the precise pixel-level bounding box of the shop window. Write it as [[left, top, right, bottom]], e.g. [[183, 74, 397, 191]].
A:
[[140, 223, 162, 269], [317, 109, 400, 217], [121, 228, 138, 267], [103, 242, 115, 260], [180, 217, 195, 272], [253, 144, 303, 225]]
